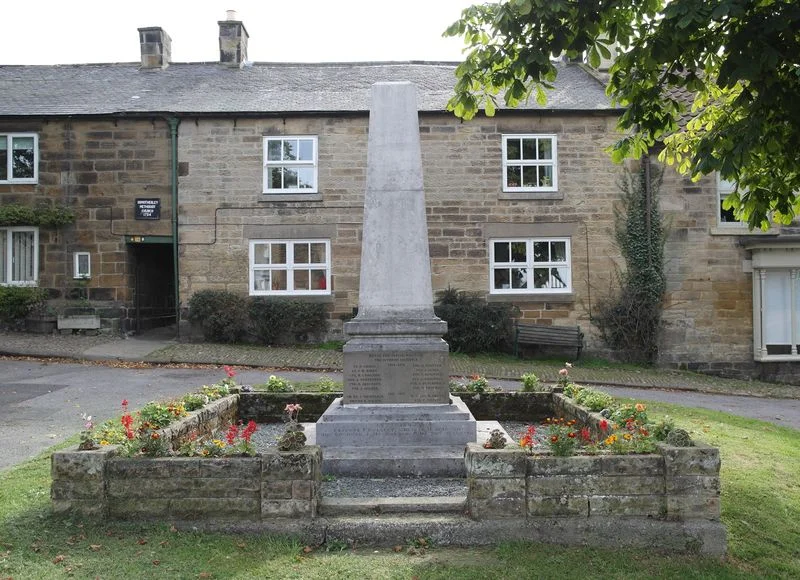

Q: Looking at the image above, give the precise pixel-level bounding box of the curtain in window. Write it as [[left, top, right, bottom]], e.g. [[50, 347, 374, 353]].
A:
[[11, 230, 35, 282]]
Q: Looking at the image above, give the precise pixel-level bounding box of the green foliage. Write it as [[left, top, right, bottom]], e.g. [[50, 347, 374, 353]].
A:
[[449, 374, 500, 394], [446, 0, 800, 228], [435, 287, 517, 354], [138, 401, 186, 429], [520, 372, 547, 392], [651, 415, 676, 441], [260, 374, 294, 393], [573, 387, 615, 413], [311, 376, 342, 393], [593, 164, 666, 363], [248, 298, 329, 345], [0, 286, 47, 323], [0, 203, 75, 227], [187, 290, 249, 344], [181, 392, 209, 412]]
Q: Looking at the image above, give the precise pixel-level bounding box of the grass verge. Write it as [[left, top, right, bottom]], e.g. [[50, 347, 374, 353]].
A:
[[1, 408, 798, 578]]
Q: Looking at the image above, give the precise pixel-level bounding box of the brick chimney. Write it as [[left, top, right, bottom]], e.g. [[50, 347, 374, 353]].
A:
[[218, 10, 249, 68], [138, 27, 172, 69]]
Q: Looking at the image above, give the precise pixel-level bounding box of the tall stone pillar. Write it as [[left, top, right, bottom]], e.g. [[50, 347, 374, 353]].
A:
[[315, 82, 476, 476]]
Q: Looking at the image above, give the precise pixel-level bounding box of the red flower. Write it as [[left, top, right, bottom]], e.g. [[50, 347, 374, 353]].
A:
[[568, 432, 576, 439], [550, 435, 559, 443], [599, 419, 609, 432], [580, 427, 591, 442], [223, 365, 236, 378], [121, 399, 129, 409], [242, 420, 258, 442], [121, 414, 135, 439], [526, 425, 536, 436], [225, 423, 239, 445]]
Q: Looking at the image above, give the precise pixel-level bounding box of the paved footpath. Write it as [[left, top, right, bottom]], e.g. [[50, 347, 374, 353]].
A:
[[0, 329, 798, 471]]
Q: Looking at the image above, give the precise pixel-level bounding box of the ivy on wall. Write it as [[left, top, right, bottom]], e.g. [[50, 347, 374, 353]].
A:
[[0, 204, 75, 228], [593, 161, 666, 364]]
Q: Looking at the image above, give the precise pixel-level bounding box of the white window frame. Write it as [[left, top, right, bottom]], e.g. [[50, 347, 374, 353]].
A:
[[0, 226, 39, 286], [73, 252, 91, 279], [717, 174, 747, 228], [502, 134, 557, 192], [249, 239, 331, 296], [0, 133, 39, 184], [489, 237, 571, 295], [263, 136, 318, 194], [751, 246, 800, 361]]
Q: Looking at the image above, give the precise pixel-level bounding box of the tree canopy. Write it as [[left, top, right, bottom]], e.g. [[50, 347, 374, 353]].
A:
[[445, 0, 800, 229]]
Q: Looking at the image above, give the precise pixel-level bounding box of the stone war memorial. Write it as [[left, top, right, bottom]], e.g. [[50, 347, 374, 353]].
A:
[[315, 81, 479, 477]]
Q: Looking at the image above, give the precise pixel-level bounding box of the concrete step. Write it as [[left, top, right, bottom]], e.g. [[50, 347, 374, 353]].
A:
[[321, 445, 467, 477], [320, 496, 467, 516]]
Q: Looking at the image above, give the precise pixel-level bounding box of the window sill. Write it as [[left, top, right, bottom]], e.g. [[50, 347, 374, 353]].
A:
[[260, 193, 323, 203], [709, 226, 771, 236], [249, 293, 334, 303], [487, 292, 574, 303], [755, 354, 800, 362], [499, 191, 563, 201]]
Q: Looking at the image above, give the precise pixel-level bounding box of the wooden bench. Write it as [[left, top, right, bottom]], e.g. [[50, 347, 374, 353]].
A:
[[513, 322, 584, 359]]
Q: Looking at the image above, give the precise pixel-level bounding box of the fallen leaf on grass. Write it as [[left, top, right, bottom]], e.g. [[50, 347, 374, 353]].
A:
[[236, 541, 246, 550], [302, 546, 313, 554], [137, 538, 148, 545], [198, 573, 213, 579], [160, 540, 170, 547], [89, 544, 102, 551], [53, 554, 66, 564], [152, 560, 160, 566], [393, 545, 403, 553]]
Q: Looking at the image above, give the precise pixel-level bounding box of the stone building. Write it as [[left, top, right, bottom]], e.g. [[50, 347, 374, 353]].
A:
[[1, 15, 797, 381]]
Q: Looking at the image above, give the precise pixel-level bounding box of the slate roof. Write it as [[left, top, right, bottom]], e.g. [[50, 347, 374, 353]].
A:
[[0, 61, 614, 117]]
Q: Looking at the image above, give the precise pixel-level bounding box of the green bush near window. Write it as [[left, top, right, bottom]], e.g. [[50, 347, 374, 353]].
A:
[[434, 287, 518, 354], [0, 286, 48, 324], [0, 204, 75, 227], [249, 298, 328, 345], [187, 290, 249, 344]]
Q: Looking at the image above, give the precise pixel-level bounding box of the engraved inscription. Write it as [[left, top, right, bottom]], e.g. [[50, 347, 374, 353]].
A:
[[344, 350, 448, 404]]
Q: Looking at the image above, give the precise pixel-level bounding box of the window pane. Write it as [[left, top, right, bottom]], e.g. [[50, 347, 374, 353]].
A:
[[506, 166, 521, 188], [269, 167, 283, 189], [284, 168, 298, 188], [533, 241, 549, 262], [311, 269, 327, 290], [510, 242, 526, 262], [254, 271, 270, 291], [550, 267, 568, 288], [271, 270, 287, 291], [720, 198, 737, 223], [538, 138, 552, 160], [764, 270, 791, 345], [551, 241, 567, 262], [538, 165, 553, 187], [267, 140, 282, 161], [77, 253, 89, 276], [511, 268, 527, 289], [494, 268, 510, 289], [294, 243, 309, 264], [283, 140, 298, 161], [506, 138, 521, 160], [521, 138, 536, 160], [298, 139, 314, 161], [254, 243, 270, 264], [297, 167, 314, 189], [294, 270, 310, 290], [310, 243, 326, 263], [494, 242, 510, 263], [271, 243, 287, 264], [522, 165, 537, 188], [533, 268, 549, 288], [12, 230, 35, 282], [0, 230, 6, 281], [0, 137, 7, 180], [11, 137, 34, 179]]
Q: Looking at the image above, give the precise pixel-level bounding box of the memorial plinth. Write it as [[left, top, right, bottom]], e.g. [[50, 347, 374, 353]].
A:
[[315, 82, 476, 476]]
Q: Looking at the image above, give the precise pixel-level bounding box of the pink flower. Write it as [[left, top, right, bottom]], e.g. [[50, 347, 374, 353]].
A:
[[223, 365, 236, 378], [558, 368, 568, 376]]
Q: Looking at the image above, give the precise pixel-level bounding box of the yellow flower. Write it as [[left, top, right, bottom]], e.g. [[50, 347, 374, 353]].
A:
[[213, 439, 226, 448], [604, 434, 617, 445], [623, 433, 632, 441], [100, 440, 110, 446], [635, 403, 646, 412]]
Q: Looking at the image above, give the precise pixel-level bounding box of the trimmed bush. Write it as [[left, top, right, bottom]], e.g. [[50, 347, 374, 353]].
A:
[[434, 287, 517, 354], [187, 290, 248, 343], [0, 286, 48, 324], [248, 298, 328, 345]]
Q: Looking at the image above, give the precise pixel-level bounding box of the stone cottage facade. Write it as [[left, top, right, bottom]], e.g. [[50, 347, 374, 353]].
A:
[[1, 16, 797, 381]]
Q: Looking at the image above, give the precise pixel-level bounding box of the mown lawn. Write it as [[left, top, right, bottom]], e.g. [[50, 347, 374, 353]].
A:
[[1, 402, 798, 579]]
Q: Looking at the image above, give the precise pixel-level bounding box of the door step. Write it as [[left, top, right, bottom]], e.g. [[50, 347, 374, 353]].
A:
[[320, 495, 467, 516]]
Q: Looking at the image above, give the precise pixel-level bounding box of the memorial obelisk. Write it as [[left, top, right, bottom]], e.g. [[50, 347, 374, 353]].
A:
[[315, 82, 477, 476]]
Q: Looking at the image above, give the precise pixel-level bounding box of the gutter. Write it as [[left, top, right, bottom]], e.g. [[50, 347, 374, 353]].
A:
[[166, 116, 181, 339]]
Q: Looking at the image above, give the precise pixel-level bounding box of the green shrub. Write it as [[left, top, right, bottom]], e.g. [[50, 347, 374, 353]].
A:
[[434, 287, 517, 354], [449, 375, 500, 393], [312, 376, 342, 393], [248, 298, 329, 345], [260, 375, 294, 393], [0, 286, 47, 323], [520, 372, 547, 392], [574, 387, 615, 412], [182, 392, 209, 411], [187, 289, 248, 343]]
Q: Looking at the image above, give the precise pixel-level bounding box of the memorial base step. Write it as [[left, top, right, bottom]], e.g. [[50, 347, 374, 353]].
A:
[[320, 496, 466, 516], [321, 445, 467, 477]]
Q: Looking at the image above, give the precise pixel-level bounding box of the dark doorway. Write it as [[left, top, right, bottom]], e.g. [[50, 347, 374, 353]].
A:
[[129, 243, 175, 333]]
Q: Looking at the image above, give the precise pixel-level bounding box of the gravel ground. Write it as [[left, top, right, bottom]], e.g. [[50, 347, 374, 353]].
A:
[[250, 421, 541, 498]]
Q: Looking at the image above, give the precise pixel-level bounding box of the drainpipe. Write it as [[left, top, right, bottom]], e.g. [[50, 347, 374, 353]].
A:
[[167, 116, 181, 339]]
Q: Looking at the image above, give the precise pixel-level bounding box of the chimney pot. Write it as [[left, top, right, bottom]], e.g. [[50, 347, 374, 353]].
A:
[[138, 27, 172, 69]]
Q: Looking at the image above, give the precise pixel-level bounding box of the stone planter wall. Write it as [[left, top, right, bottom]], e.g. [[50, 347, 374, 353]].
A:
[[52, 447, 322, 521], [160, 395, 239, 451]]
